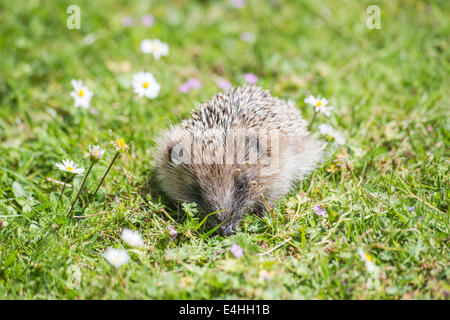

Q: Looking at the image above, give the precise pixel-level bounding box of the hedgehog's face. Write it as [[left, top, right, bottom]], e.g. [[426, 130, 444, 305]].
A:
[[198, 166, 262, 236], [178, 165, 261, 236], [157, 129, 267, 236], [160, 164, 261, 236]]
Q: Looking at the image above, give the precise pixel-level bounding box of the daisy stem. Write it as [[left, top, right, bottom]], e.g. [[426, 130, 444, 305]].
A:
[[129, 96, 135, 143], [58, 178, 68, 202], [87, 152, 120, 208], [308, 112, 317, 131], [67, 162, 94, 218]]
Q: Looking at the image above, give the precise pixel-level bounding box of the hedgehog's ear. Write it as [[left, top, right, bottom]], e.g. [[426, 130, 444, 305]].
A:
[[167, 137, 193, 166], [166, 141, 183, 165]]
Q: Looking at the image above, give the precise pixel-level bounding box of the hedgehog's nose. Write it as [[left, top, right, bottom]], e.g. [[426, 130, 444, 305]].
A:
[[220, 224, 235, 237]]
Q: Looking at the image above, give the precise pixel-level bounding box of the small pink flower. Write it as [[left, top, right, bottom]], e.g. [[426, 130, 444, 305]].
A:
[[231, 0, 246, 8], [178, 78, 202, 93], [187, 78, 202, 90], [168, 226, 177, 240], [244, 73, 258, 85], [314, 205, 327, 217], [217, 78, 232, 90], [230, 243, 243, 258], [259, 270, 272, 281], [141, 14, 154, 27], [240, 32, 255, 43], [178, 83, 190, 93], [122, 16, 134, 27]]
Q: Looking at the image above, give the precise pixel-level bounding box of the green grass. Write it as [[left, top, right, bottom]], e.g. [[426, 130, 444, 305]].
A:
[[0, 0, 449, 299]]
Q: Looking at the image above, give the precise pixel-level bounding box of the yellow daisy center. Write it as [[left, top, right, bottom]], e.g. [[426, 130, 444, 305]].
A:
[[365, 253, 372, 261], [118, 138, 126, 148], [67, 166, 73, 171], [142, 82, 149, 88], [78, 89, 84, 97], [316, 101, 322, 107]]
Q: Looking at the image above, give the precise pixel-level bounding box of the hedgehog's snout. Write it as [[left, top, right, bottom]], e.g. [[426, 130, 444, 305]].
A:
[[205, 207, 237, 236], [218, 223, 235, 237], [206, 210, 235, 236], [197, 170, 253, 236]]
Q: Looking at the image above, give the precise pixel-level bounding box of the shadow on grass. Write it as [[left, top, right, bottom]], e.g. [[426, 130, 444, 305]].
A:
[[137, 166, 186, 223]]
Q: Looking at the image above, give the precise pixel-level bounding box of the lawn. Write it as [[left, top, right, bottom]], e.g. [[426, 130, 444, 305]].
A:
[[0, 0, 448, 299]]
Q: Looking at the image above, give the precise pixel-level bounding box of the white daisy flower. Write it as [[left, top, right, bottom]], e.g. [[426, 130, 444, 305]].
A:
[[55, 159, 85, 175], [121, 228, 145, 248], [357, 247, 377, 273], [132, 71, 160, 99], [70, 80, 93, 109], [318, 124, 346, 145], [140, 39, 169, 59], [89, 145, 105, 161], [304, 95, 333, 116], [103, 248, 130, 268], [111, 137, 129, 153], [83, 34, 96, 45]]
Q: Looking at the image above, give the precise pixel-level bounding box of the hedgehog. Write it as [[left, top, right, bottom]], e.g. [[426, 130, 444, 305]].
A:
[[155, 86, 324, 236]]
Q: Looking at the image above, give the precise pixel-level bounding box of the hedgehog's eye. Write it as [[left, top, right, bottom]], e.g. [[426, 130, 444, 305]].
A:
[[235, 177, 247, 192]]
